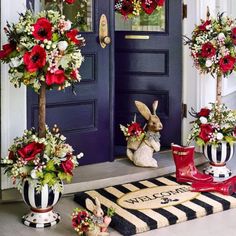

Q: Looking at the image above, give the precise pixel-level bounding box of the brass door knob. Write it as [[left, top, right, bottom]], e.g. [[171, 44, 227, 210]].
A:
[[103, 36, 111, 45], [99, 14, 111, 48]]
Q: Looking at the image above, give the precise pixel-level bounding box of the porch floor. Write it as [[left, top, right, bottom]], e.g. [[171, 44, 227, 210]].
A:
[[1, 152, 236, 236]]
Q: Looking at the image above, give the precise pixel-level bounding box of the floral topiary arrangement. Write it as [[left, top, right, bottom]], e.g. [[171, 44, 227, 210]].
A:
[[186, 13, 236, 77], [185, 11, 236, 104], [0, 9, 85, 92], [0, 0, 85, 192]]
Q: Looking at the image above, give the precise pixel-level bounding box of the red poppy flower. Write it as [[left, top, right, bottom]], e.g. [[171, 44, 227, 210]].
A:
[[46, 69, 66, 86], [70, 69, 79, 80], [18, 142, 44, 162], [66, 29, 81, 44], [199, 124, 213, 143], [120, 0, 133, 16], [23, 45, 46, 72], [199, 20, 211, 31], [198, 108, 210, 117], [8, 151, 15, 161], [231, 27, 236, 45], [141, 0, 157, 15], [234, 127, 236, 136], [128, 122, 144, 136], [65, 0, 75, 4], [61, 158, 74, 175], [201, 42, 216, 58], [72, 211, 89, 228], [33, 17, 52, 41], [219, 55, 236, 73], [156, 0, 165, 6], [0, 43, 16, 59]]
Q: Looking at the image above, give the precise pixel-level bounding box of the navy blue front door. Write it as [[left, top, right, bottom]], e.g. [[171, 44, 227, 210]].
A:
[[114, 0, 182, 154], [27, 0, 114, 165]]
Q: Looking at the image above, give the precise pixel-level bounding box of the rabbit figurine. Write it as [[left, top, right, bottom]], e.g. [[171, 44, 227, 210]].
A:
[[127, 100, 163, 168], [85, 197, 110, 236]]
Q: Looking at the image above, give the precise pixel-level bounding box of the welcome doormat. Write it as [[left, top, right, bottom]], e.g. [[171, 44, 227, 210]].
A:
[[74, 175, 236, 235]]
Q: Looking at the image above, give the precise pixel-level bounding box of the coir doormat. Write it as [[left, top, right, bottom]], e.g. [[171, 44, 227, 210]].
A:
[[74, 175, 236, 235]]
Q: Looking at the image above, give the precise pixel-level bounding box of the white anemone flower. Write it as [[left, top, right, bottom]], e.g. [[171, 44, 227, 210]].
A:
[[200, 116, 208, 124], [30, 169, 38, 179], [205, 59, 213, 68], [216, 133, 224, 140], [58, 41, 68, 51], [218, 32, 226, 40]]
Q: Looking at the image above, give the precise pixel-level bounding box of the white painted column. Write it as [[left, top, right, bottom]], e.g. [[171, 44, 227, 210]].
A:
[[182, 0, 217, 145], [1, 0, 27, 189]]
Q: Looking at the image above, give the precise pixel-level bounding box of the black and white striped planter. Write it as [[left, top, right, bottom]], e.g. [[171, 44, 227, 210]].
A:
[[21, 179, 62, 228], [203, 142, 235, 178]]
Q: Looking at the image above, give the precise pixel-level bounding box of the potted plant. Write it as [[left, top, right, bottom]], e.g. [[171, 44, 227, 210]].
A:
[[185, 10, 236, 177], [0, 0, 85, 228], [185, 10, 236, 104], [187, 103, 236, 178]]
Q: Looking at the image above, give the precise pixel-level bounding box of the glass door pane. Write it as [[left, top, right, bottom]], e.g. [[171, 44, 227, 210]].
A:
[[115, 2, 165, 32], [43, 0, 93, 32]]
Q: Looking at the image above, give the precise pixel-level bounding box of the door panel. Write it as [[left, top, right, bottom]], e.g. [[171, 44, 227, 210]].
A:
[[115, 0, 182, 154], [27, 0, 114, 165]]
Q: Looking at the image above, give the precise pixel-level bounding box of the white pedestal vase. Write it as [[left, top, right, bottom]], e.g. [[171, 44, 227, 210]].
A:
[[203, 142, 235, 178], [21, 179, 63, 228]]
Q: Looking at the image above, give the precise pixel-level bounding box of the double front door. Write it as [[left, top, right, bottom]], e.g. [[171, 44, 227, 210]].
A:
[[27, 0, 182, 165]]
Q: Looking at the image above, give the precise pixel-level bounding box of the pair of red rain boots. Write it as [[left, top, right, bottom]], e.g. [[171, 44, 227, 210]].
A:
[[171, 144, 236, 196]]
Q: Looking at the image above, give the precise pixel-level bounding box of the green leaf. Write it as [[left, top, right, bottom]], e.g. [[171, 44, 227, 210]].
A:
[[45, 160, 56, 171], [58, 171, 72, 183], [43, 172, 54, 185], [196, 137, 205, 147], [58, 55, 70, 69], [52, 33, 59, 42], [225, 136, 236, 144]]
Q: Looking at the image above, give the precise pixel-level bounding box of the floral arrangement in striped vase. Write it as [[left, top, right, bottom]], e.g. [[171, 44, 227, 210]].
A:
[[187, 103, 236, 146], [1, 127, 83, 192], [0, 0, 85, 193]]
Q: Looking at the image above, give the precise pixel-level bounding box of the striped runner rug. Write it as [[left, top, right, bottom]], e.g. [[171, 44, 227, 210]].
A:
[[74, 175, 236, 235]]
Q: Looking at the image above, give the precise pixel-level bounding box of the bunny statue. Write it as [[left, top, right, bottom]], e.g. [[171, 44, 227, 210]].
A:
[[127, 100, 163, 168], [85, 197, 111, 236]]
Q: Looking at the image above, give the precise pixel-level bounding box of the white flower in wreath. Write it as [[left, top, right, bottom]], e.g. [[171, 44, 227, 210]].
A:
[[200, 116, 208, 124], [10, 57, 22, 67], [58, 41, 68, 51], [218, 32, 226, 41], [63, 20, 72, 31], [205, 59, 213, 68], [216, 132, 224, 140]]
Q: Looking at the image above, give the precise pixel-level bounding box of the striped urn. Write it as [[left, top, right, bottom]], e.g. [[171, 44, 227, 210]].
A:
[[203, 142, 234, 165], [21, 179, 62, 228], [203, 142, 235, 178]]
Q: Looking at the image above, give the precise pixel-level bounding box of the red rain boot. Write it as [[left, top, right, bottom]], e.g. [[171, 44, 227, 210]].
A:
[[191, 179, 235, 195], [171, 144, 213, 183]]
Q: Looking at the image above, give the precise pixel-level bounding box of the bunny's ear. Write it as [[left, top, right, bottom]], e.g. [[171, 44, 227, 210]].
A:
[[95, 197, 101, 208], [85, 198, 95, 212], [152, 100, 159, 115], [135, 101, 151, 120]]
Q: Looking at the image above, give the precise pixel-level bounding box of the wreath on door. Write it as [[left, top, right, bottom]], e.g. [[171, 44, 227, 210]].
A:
[[115, 0, 165, 18]]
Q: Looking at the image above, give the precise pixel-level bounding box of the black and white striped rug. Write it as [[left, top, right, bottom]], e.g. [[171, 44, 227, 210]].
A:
[[74, 175, 236, 235]]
